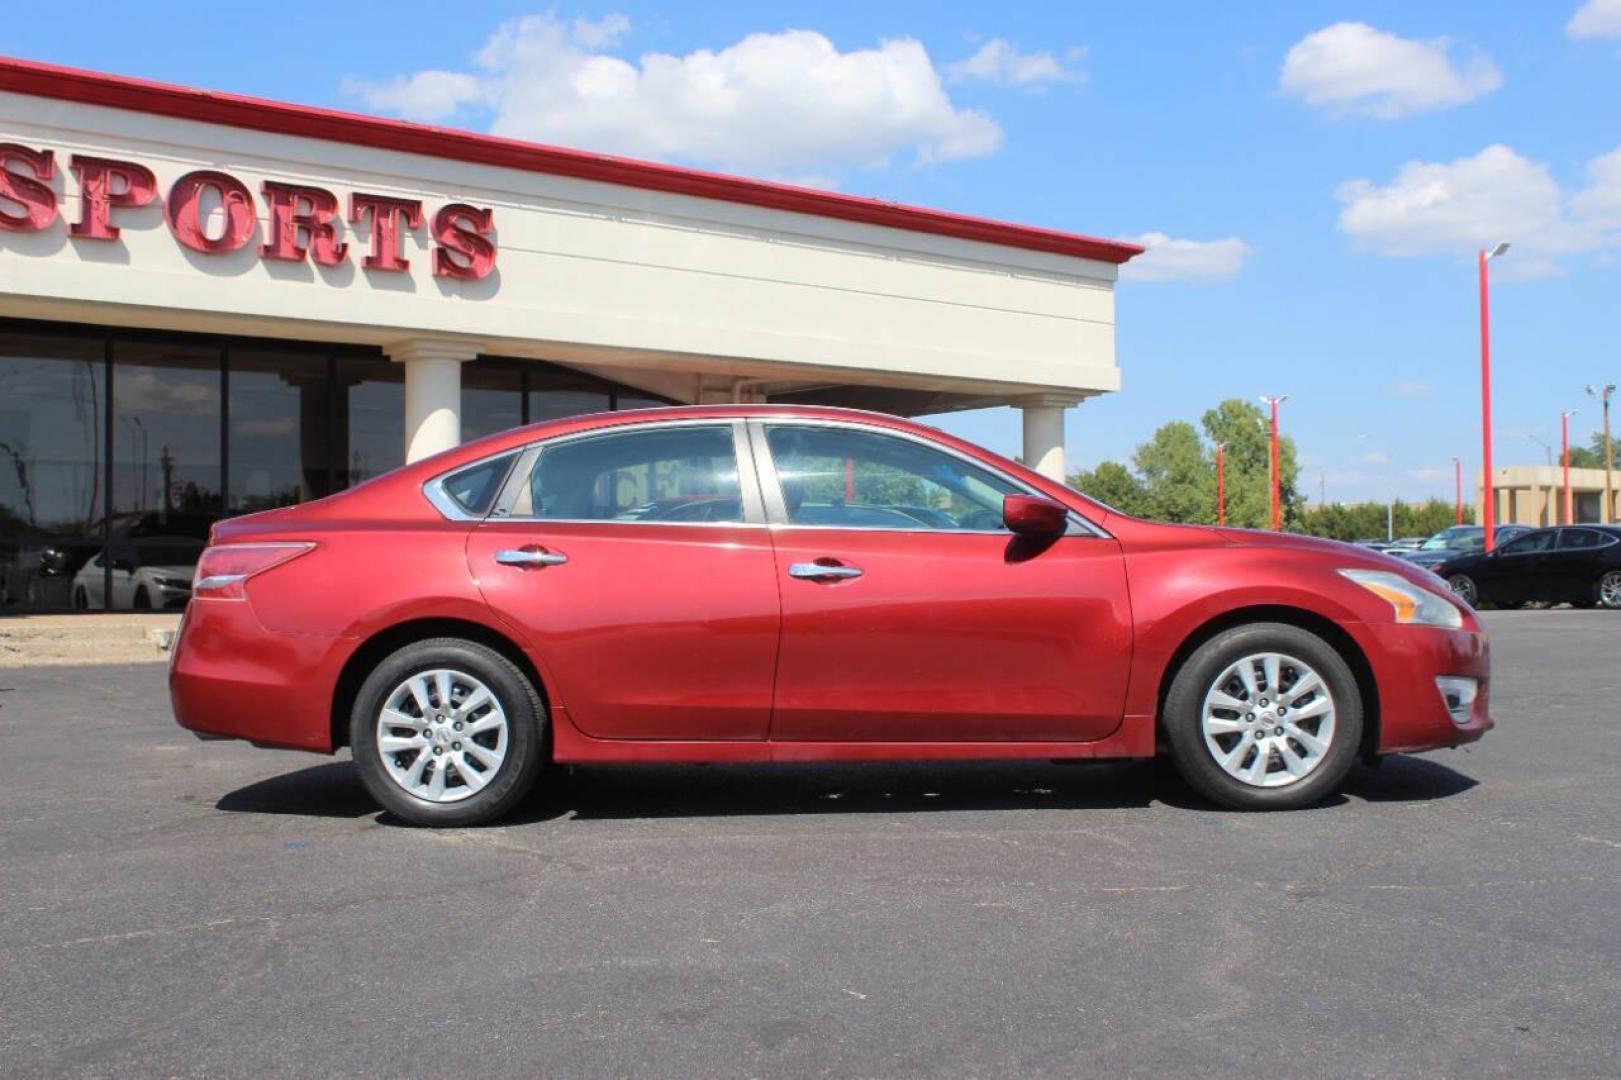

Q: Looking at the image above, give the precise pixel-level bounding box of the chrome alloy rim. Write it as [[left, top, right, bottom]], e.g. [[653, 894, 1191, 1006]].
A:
[[1201, 652, 1336, 789], [1601, 571, 1621, 608], [1448, 575, 1477, 607], [376, 669, 508, 803]]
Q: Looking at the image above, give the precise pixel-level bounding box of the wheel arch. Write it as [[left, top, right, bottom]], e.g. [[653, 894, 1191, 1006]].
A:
[[330, 617, 549, 751], [1154, 604, 1381, 761]]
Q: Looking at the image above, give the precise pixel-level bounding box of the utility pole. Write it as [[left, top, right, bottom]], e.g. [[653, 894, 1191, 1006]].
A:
[[1589, 383, 1616, 524], [1479, 242, 1510, 550], [1258, 395, 1289, 531], [1451, 456, 1463, 525], [1562, 409, 1578, 524]]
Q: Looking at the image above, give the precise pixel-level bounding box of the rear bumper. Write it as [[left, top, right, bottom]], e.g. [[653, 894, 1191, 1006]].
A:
[[1350, 621, 1492, 754], [168, 598, 351, 752]]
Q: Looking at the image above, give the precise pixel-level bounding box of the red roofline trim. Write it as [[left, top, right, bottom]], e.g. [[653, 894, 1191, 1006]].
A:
[[0, 55, 1141, 265]]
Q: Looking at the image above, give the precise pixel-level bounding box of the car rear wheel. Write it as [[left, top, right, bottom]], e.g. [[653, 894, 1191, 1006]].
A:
[[350, 638, 546, 827], [1598, 570, 1621, 609], [1163, 623, 1363, 810], [1446, 574, 1478, 608]]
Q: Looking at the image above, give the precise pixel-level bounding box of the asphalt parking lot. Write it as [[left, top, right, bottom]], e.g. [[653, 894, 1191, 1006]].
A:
[[2, 611, 1618, 1078]]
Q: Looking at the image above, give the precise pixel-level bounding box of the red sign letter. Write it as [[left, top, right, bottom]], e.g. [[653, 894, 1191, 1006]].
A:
[[69, 155, 158, 241], [260, 182, 348, 266], [166, 170, 257, 253], [349, 193, 422, 272], [0, 143, 58, 232], [432, 203, 496, 280]]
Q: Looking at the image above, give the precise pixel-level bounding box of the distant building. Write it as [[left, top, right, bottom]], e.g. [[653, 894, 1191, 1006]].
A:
[[1481, 466, 1616, 527]]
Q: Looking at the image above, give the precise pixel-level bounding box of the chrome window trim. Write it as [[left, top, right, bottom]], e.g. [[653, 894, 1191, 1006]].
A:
[[486, 418, 766, 526], [747, 417, 1111, 539], [422, 451, 521, 522]]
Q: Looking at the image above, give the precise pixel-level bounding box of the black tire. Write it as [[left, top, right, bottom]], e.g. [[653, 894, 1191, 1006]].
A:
[[1446, 573, 1478, 609], [133, 587, 151, 609], [350, 638, 547, 827], [1163, 622, 1363, 810], [1597, 570, 1621, 610], [73, 586, 89, 610]]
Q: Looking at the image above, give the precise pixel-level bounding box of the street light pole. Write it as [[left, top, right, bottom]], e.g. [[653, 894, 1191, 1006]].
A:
[[1258, 394, 1289, 531], [1451, 456, 1462, 525], [1479, 242, 1509, 551], [1214, 442, 1226, 526], [1561, 409, 1578, 524], [1589, 383, 1616, 524]]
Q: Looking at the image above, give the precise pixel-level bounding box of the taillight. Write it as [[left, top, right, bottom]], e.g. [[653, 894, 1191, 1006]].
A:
[[192, 542, 315, 600]]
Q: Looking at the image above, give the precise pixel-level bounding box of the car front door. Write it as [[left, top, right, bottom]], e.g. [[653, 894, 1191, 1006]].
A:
[[1483, 529, 1558, 604], [464, 421, 780, 741], [753, 421, 1132, 743]]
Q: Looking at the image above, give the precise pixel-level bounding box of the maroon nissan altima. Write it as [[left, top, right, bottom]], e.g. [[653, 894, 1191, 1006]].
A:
[[170, 405, 1491, 825]]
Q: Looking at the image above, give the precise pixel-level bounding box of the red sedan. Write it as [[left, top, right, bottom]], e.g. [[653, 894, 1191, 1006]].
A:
[[170, 406, 1491, 825]]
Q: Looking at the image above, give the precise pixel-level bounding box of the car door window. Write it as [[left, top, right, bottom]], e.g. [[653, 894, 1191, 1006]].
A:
[[510, 425, 744, 522], [1498, 531, 1556, 556], [1557, 528, 1616, 550], [763, 424, 1020, 531]]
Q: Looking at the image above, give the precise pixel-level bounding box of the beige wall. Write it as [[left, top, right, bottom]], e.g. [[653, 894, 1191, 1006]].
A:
[[1479, 466, 1618, 526], [0, 91, 1122, 405]]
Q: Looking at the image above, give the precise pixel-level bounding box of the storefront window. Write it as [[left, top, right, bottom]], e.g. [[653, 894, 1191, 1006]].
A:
[[0, 333, 105, 612], [229, 348, 332, 511], [337, 354, 403, 487], [463, 360, 525, 442]]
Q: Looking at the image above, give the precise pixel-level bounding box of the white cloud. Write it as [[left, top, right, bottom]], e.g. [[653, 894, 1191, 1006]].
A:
[[1335, 143, 1621, 275], [948, 39, 1085, 89], [1568, 0, 1621, 38], [1280, 21, 1501, 119], [1387, 379, 1433, 398], [1116, 232, 1254, 283], [342, 15, 1001, 180]]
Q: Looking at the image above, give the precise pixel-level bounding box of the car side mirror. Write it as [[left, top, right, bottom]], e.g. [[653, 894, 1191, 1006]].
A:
[[1003, 494, 1068, 537]]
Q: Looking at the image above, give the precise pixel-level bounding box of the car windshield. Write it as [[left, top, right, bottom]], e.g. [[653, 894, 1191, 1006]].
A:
[[1421, 527, 1480, 552]]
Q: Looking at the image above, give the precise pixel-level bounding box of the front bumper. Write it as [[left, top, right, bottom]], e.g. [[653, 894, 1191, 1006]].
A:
[[168, 597, 352, 752], [1349, 621, 1493, 754]]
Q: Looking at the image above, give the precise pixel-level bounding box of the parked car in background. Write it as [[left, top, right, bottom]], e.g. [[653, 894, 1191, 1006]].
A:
[[72, 512, 216, 609], [1386, 537, 1427, 554], [1400, 525, 1533, 571], [1436, 525, 1621, 609], [171, 405, 1491, 826]]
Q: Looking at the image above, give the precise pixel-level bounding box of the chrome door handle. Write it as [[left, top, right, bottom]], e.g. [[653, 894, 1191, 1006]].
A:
[[495, 549, 568, 567], [788, 562, 863, 581]]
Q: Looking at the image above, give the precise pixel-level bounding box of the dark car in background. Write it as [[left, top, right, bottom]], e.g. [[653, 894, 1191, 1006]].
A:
[[1436, 525, 1621, 609], [1400, 524, 1534, 571]]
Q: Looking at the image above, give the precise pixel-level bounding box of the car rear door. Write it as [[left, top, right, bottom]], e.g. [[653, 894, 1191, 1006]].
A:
[[1551, 528, 1618, 603], [752, 420, 1132, 743], [464, 420, 780, 741]]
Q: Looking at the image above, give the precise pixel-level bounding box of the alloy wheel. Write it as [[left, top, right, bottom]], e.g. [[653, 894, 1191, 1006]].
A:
[[1447, 574, 1478, 608], [1201, 652, 1337, 789], [1600, 571, 1621, 609], [375, 668, 509, 803]]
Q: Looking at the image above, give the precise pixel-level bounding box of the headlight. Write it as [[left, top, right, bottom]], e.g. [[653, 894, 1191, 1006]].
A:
[[1339, 569, 1464, 629]]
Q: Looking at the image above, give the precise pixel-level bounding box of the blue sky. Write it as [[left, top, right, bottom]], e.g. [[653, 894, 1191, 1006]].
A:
[[7, 1, 1620, 502]]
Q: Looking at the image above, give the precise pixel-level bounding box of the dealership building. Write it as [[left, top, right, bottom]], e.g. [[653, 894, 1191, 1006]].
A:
[[0, 56, 1138, 611]]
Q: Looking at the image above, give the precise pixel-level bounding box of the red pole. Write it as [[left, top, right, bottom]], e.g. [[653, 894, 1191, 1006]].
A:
[[1453, 458, 1463, 524], [1562, 411, 1573, 525], [1479, 250, 1496, 551], [1216, 443, 1226, 526], [1269, 399, 1281, 531]]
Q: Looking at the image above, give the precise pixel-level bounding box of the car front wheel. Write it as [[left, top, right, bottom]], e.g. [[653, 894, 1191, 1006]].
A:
[[350, 638, 547, 827], [1163, 623, 1363, 810], [1446, 574, 1478, 608]]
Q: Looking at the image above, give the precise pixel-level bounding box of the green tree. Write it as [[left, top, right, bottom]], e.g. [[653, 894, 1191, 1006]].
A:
[[1132, 420, 1213, 522], [1568, 430, 1617, 470], [1069, 459, 1154, 517], [1067, 398, 1298, 527]]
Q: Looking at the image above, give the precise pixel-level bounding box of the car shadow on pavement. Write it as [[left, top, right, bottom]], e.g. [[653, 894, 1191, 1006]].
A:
[[214, 753, 1480, 826]]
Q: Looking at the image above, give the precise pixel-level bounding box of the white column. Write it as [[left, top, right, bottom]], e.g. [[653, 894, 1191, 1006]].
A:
[[1019, 394, 1080, 482], [385, 338, 483, 463]]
